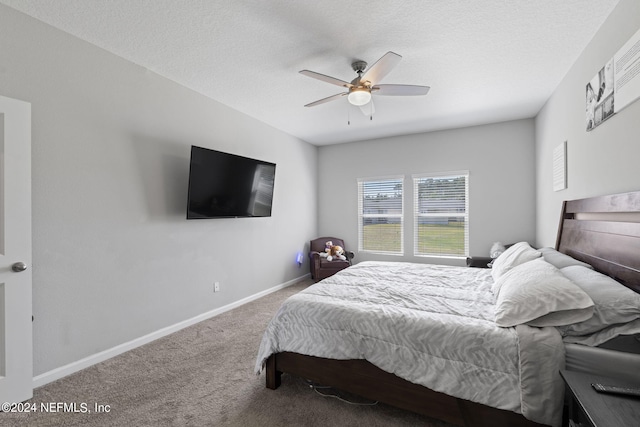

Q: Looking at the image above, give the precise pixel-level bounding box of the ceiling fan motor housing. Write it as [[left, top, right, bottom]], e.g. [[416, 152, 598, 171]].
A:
[[351, 60, 368, 74]]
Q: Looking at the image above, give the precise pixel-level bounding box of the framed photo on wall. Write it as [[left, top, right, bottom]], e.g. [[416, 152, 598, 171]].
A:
[[586, 59, 614, 131], [586, 27, 640, 132]]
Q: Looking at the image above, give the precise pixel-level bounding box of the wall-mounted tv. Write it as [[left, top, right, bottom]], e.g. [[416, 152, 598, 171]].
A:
[[186, 146, 276, 219]]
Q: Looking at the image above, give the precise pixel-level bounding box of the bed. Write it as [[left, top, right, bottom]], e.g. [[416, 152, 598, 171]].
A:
[[256, 190, 640, 427]]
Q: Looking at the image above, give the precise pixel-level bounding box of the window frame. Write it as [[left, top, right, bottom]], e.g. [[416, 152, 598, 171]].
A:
[[357, 175, 404, 255], [412, 171, 469, 259]]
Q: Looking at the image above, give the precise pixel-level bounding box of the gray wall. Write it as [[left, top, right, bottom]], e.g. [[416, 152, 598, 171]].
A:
[[535, 1, 640, 247], [0, 5, 318, 376], [318, 119, 536, 265]]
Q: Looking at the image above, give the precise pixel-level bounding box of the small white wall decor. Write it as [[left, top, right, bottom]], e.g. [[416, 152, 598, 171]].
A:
[[553, 141, 567, 192]]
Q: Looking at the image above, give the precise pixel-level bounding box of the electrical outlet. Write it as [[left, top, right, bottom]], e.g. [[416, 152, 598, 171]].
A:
[[214, 282, 220, 292]]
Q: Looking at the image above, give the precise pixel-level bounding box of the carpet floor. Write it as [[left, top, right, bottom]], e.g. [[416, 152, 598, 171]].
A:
[[2, 279, 456, 427]]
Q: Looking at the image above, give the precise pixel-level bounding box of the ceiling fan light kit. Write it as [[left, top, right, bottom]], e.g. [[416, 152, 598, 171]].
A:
[[347, 88, 372, 106], [300, 51, 430, 117]]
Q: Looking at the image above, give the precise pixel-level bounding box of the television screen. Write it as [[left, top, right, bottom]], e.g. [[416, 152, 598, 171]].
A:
[[186, 146, 276, 219]]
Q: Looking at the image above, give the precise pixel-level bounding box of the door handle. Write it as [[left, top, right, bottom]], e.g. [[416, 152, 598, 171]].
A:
[[12, 262, 27, 272]]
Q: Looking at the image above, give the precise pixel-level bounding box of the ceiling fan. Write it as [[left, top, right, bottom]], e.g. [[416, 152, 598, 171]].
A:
[[299, 51, 430, 114]]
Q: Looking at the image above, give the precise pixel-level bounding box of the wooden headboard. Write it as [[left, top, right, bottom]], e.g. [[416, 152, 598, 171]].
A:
[[556, 190, 640, 293]]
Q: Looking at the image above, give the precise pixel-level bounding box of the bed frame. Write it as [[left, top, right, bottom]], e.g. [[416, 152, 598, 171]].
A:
[[556, 190, 640, 293], [265, 190, 640, 427]]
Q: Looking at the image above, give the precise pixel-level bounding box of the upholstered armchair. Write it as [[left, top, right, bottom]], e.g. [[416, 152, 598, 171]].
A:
[[309, 237, 355, 281]]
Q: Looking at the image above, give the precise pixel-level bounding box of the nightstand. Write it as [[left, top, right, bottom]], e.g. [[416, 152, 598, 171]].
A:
[[465, 256, 492, 268], [560, 370, 640, 427]]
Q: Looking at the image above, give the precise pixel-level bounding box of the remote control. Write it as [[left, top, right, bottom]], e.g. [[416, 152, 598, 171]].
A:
[[591, 383, 640, 398]]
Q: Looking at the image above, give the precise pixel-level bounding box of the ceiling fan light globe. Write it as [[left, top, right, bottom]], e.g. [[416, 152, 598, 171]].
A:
[[348, 90, 371, 106]]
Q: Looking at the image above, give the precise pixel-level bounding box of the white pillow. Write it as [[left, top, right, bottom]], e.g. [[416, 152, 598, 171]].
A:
[[539, 247, 593, 270], [494, 258, 594, 327], [557, 266, 640, 336], [491, 241, 542, 287]]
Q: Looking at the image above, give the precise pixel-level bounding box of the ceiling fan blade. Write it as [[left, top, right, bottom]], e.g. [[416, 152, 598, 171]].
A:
[[373, 84, 430, 96], [361, 51, 402, 85], [299, 70, 353, 88], [304, 92, 347, 107]]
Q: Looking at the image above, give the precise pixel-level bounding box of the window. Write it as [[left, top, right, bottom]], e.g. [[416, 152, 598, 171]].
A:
[[413, 172, 468, 258], [357, 176, 403, 254]]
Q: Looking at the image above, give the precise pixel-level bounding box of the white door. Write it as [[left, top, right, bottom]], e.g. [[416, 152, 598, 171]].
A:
[[0, 96, 32, 404]]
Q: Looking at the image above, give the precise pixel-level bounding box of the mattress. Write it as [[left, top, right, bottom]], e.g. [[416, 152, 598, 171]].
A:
[[565, 335, 640, 382]]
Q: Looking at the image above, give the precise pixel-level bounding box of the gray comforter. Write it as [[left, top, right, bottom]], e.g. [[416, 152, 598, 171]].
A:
[[256, 261, 564, 426]]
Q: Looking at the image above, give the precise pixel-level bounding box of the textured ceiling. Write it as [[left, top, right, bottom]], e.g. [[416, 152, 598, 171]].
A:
[[0, 0, 620, 145]]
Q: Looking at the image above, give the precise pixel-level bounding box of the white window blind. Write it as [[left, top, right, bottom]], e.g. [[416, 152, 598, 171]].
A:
[[413, 172, 469, 257], [357, 176, 403, 254]]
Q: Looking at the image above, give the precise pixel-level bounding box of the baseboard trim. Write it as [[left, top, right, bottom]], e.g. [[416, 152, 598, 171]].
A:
[[32, 273, 310, 389]]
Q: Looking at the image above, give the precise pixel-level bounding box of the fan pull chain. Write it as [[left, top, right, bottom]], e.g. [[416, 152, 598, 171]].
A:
[[347, 103, 351, 125]]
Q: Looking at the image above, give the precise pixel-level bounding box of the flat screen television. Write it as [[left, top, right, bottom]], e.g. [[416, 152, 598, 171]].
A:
[[186, 146, 276, 219]]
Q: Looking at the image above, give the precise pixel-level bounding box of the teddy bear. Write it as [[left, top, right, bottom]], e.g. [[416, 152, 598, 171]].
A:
[[490, 242, 506, 259], [488, 241, 506, 268], [319, 240, 347, 262]]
